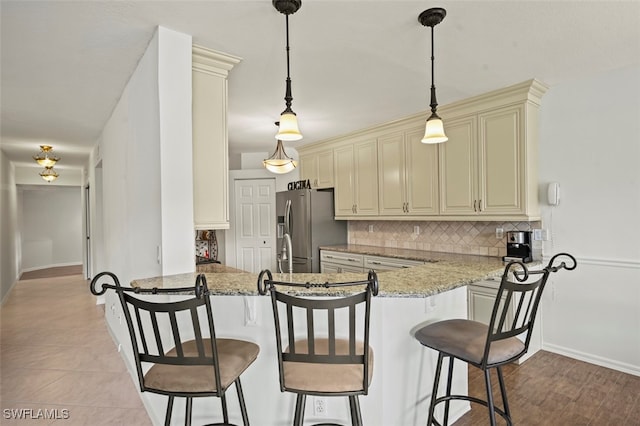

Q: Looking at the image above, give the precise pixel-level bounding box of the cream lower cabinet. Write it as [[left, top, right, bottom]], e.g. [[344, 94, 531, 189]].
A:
[[192, 46, 240, 230], [320, 250, 364, 273], [299, 149, 334, 189], [334, 139, 378, 217], [363, 255, 424, 271], [320, 250, 424, 273], [378, 128, 439, 216]]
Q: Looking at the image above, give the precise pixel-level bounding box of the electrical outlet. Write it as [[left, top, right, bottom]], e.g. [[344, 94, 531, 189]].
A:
[[368, 224, 374, 233], [495, 227, 504, 239], [533, 229, 542, 241], [414, 225, 420, 235], [313, 397, 327, 417]]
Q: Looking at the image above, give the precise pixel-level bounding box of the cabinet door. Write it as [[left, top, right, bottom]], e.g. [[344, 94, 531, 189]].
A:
[[405, 128, 439, 215], [193, 67, 229, 229], [377, 132, 406, 216], [321, 262, 341, 273], [299, 154, 318, 187], [478, 105, 523, 215], [316, 150, 334, 188], [353, 139, 379, 215], [334, 145, 356, 216], [439, 116, 478, 215]]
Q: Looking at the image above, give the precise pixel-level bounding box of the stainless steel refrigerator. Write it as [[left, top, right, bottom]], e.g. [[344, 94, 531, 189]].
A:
[[276, 188, 347, 273]]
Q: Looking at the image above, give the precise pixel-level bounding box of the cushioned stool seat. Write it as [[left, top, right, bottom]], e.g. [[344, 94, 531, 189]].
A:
[[283, 338, 374, 393], [145, 338, 259, 394]]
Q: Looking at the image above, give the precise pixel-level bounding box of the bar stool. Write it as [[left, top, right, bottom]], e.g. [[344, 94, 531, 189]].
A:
[[90, 272, 259, 426], [414, 253, 576, 426], [257, 270, 378, 426]]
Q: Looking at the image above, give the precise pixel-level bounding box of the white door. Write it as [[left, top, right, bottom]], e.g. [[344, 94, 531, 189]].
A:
[[234, 179, 277, 273]]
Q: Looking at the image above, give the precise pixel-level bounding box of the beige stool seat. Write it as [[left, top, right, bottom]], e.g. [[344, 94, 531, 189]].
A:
[[145, 338, 260, 393], [283, 338, 374, 393]]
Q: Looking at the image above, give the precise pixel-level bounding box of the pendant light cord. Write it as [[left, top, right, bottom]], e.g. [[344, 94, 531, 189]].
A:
[[429, 25, 438, 114], [284, 14, 293, 112]]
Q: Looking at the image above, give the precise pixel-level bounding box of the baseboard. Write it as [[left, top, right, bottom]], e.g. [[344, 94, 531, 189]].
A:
[[0, 277, 19, 306], [543, 343, 640, 377], [21, 261, 82, 273]]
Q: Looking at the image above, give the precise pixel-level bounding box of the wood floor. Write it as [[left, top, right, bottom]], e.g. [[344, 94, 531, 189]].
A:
[[19, 264, 83, 280], [452, 351, 640, 425]]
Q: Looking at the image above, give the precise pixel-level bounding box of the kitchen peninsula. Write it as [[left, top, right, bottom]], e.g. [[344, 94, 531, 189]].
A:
[[129, 251, 505, 425]]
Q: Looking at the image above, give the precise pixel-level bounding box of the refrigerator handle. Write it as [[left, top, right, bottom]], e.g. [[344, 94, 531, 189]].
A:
[[285, 199, 292, 235]]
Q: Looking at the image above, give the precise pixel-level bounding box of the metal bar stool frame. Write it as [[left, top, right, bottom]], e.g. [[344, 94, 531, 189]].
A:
[[415, 253, 577, 426], [90, 272, 258, 426], [257, 270, 379, 426]]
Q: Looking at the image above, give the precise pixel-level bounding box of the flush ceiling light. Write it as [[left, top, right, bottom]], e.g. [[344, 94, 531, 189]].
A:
[[273, 0, 302, 141], [264, 122, 298, 174], [33, 144, 60, 167], [419, 7, 448, 144], [40, 166, 59, 182]]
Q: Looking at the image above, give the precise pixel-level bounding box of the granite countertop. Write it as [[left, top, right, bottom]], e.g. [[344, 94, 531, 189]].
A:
[[132, 246, 507, 298], [196, 263, 244, 273]]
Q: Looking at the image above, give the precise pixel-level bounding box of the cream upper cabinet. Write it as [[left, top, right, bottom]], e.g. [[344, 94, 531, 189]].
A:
[[439, 115, 478, 215], [438, 79, 546, 220], [300, 149, 334, 188], [440, 104, 538, 219], [299, 79, 546, 221], [378, 128, 439, 216], [192, 46, 240, 230], [334, 138, 378, 217], [479, 105, 525, 215]]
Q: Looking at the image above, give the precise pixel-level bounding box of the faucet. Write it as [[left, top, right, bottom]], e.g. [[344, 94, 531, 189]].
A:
[[278, 233, 293, 273]]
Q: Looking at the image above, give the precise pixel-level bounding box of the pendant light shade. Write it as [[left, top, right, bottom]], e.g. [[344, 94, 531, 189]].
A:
[[276, 111, 301, 141], [423, 112, 448, 144], [33, 144, 60, 167], [263, 140, 298, 174], [419, 7, 448, 144], [274, 0, 303, 141], [40, 166, 59, 182], [264, 121, 298, 174]]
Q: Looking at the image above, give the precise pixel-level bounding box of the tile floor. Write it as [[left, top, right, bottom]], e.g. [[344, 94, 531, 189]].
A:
[[1, 273, 151, 425]]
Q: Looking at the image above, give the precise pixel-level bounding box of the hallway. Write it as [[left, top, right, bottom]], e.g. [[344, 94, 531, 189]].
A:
[[0, 272, 151, 425]]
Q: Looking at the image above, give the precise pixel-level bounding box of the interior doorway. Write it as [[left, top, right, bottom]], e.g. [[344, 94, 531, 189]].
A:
[[233, 178, 277, 273]]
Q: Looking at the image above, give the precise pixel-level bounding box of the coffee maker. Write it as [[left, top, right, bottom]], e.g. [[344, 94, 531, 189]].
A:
[[502, 231, 533, 263]]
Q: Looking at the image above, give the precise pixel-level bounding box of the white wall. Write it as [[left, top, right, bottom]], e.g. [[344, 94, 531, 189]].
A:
[[19, 185, 83, 271], [538, 63, 640, 375], [90, 27, 194, 351], [0, 150, 20, 303]]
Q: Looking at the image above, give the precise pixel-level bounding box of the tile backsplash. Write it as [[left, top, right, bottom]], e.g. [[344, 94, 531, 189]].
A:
[[348, 220, 542, 258]]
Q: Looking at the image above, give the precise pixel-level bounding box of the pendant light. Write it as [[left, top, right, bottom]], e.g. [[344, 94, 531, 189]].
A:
[[40, 166, 59, 182], [273, 0, 302, 141], [419, 7, 448, 144], [33, 144, 60, 167], [264, 122, 298, 174]]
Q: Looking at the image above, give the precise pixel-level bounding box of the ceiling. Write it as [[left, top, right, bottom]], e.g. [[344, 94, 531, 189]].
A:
[[2, 1, 639, 171]]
